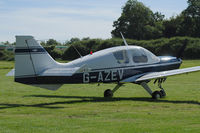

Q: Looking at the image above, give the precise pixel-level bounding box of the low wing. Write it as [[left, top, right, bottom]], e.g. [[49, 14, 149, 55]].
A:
[[122, 66, 200, 83]]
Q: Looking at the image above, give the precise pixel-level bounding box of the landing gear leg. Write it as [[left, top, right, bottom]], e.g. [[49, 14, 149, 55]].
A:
[[140, 82, 153, 96], [140, 82, 163, 100], [159, 85, 166, 97], [104, 83, 123, 98], [157, 78, 167, 97]]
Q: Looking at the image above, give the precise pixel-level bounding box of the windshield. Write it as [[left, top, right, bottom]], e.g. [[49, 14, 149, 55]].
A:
[[130, 49, 148, 63], [128, 47, 160, 64]]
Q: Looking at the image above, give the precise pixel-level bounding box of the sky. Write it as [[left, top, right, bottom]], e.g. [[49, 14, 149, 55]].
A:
[[0, 0, 188, 43]]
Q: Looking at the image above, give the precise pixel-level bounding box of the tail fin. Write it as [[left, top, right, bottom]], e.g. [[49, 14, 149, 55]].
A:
[[15, 36, 57, 80]]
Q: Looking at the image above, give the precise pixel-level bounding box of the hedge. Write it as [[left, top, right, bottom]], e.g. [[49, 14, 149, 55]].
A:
[[0, 36, 200, 61], [62, 36, 200, 60]]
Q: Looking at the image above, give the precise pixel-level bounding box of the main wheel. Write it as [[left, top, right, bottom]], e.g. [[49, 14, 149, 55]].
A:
[[160, 90, 166, 97], [152, 91, 162, 99], [104, 89, 113, 98]]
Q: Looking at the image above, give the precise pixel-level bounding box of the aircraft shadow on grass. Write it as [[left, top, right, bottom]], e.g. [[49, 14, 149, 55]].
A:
[[0, 95, 200, 110]]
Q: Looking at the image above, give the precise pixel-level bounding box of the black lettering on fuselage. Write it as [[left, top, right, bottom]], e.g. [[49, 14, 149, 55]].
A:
[[118, 69, 124, 80], [98, 72, 103, 82], [104, 70, 111, 81], [83, 69, 124, 83], [111, 70, 117, 80], [83, 72, 89, 83]]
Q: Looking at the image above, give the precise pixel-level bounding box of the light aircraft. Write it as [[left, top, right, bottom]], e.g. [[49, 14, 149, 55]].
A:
[[7, 34, 200, 99]]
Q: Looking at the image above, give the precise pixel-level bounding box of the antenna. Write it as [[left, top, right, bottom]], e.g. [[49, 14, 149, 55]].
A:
[[120, 32, 128, 46], [71, 45, 82, 58]]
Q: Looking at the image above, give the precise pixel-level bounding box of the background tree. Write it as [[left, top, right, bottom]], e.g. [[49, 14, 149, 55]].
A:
[[163, 16, 181, 38], [4, 41, 10, 45], [163, 0, 200, 38], [183, 0, 200, 18], [67, 38, 80, 44], [181, 0, 200, 37], [111, 0, 164, 40], [46, 39, 61, 46]]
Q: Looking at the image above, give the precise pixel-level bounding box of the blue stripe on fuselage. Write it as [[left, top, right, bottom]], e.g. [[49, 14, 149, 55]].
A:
[[15, 47, 46, 54]]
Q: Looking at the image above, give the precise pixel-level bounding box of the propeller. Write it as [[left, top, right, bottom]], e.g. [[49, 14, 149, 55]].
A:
[[176, 39, 188, 59]]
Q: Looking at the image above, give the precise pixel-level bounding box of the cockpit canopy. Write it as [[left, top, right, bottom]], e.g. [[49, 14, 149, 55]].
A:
[[113, 47, 159, 64], [69, 46, 160, 69]]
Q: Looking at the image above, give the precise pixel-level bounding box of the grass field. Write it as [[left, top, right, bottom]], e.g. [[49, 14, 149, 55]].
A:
[[0, 60, 200, 133]]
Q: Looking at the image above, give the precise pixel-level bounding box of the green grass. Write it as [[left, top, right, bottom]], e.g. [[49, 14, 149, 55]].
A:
[[0, 60, 200, 133]]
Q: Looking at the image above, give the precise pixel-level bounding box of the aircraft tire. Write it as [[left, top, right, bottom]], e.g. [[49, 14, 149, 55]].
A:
[[104, 89, 113, 98], [160, 90, 166, 97], [152, 91, 162, 99]]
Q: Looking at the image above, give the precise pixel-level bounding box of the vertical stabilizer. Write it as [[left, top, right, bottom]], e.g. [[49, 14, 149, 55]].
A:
[[15, 36, 57, 82]]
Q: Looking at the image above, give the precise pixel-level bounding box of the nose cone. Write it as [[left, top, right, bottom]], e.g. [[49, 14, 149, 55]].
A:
[[159, 56, 182, 64]]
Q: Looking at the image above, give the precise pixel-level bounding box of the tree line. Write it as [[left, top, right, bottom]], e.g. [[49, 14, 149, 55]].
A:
[[44, 36, 200, 60], [1, 36, 200, 61]]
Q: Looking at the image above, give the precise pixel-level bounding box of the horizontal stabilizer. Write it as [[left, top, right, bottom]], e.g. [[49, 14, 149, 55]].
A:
[[6, 69, 15, 76]]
